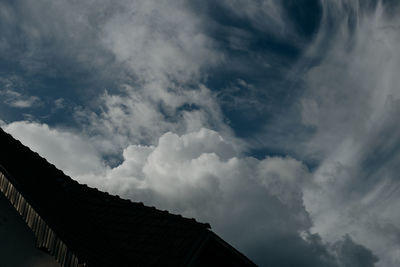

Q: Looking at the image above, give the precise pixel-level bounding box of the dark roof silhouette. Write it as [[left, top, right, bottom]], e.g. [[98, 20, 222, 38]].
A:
[[0, 127, 255, 267]]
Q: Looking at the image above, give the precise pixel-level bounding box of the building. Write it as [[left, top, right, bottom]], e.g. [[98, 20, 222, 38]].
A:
[[0, 127, 255, 267]]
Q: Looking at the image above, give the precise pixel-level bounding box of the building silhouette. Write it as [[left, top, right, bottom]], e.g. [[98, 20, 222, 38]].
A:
[[0, 127, 255, 267]]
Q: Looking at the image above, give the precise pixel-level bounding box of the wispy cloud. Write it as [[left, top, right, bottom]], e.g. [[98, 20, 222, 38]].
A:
[[299, 1, 400, 266], [3, 91, 41, 108], [0, 76, 41, 108]]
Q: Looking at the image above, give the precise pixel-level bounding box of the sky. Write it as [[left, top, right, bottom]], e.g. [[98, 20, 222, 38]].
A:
[[0, 0, 399, 266]]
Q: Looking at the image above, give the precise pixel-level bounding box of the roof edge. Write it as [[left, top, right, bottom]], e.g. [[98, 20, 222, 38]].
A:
[[0, 169, 82, 267]]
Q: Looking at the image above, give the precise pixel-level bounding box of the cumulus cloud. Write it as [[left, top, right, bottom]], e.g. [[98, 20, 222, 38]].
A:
[[76, 83, 234, 153], [3, 121, 379, 266]]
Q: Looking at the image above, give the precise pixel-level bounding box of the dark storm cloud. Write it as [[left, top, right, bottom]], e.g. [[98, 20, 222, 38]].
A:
[[332, 235, 379, 267]]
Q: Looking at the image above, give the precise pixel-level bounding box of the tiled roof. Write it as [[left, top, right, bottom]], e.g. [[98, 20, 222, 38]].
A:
[[0, 128, 213, 266]]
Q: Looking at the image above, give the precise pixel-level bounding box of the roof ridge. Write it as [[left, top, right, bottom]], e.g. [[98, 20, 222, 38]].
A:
[[0, 126, 255, 266], [0, 127, 210, 228]]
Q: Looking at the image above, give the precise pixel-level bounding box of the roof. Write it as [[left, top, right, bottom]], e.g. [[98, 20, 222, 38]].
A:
[[0, 127, 255, 267]]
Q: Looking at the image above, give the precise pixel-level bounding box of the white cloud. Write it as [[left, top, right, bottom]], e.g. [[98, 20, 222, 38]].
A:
[[0, 0, 251, 150], [100, 0, 222, 84], [217, 0, 285, 35], [0, 0, 237, 174], [89, 0, 231, 148], [0, 76, 41, 108], [3, 122, 306, 264], [75, 83, 235, 154], [2, 121, 379, 266], [75, 127, 311, 228], [3, 121, 105, 178], [53, 98, 64, 109], [300, 1, 400, 266], [5, 95, 41, 108]]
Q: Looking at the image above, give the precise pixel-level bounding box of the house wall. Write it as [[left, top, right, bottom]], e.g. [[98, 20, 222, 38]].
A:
[[0, 190, 60, 267]]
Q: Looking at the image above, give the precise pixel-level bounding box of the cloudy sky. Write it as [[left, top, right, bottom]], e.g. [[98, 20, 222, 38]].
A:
[[1, 0, 400, 266]]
